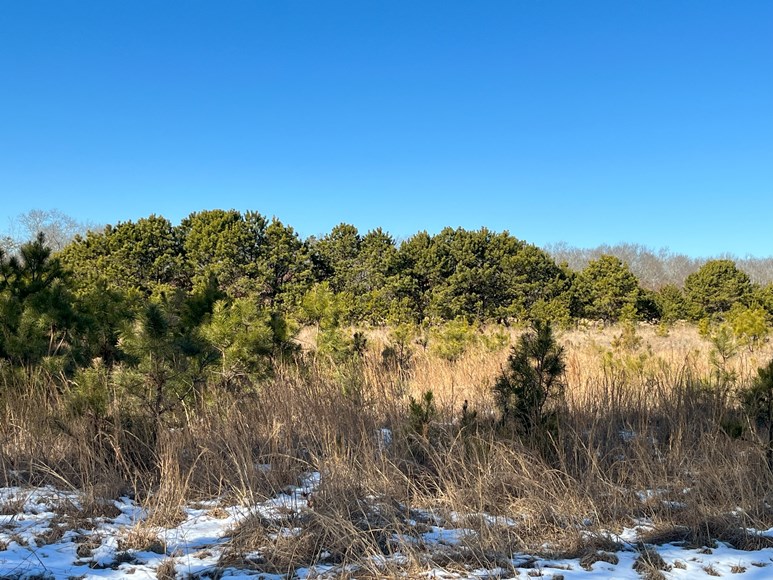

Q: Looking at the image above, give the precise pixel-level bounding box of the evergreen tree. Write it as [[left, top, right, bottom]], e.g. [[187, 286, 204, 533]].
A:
[[424, 228, 570, 323], [740, 358, 773, 471], [684, 259, 752, 319], [60, 215, 185, 295], [493, 321, 566, 439], [0, 234, 77, 365], [254, 219, 311, 308], [117, 300, 208, 433], [350, 228, 399, 322], [199, 298, 279, 389], [393, 231, 435, 322], [178, 209, 266, 296], [655, 284, 687, 323], [575, 255, 641, 323]]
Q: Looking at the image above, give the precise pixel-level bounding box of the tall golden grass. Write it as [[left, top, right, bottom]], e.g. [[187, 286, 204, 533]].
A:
[[1, 322, 772, 575]]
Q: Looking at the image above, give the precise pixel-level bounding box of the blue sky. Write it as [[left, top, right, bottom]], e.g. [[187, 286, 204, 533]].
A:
[[1, 1, 771, 256]]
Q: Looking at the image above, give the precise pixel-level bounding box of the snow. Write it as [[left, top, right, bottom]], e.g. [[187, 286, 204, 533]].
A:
[[1, 479, 773, 579]]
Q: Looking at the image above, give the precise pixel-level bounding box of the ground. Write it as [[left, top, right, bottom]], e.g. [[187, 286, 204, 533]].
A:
[[2, 475, 773, 580]]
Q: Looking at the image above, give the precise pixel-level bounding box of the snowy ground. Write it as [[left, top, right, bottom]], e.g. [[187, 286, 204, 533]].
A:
[[1, 476, 773, 579]]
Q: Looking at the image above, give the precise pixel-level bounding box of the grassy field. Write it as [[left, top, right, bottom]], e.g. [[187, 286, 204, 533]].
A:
[[1, 322, 773, 577]]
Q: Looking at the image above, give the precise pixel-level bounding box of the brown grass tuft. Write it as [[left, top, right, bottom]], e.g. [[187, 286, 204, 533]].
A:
[[633, 547, 671, 579], [155, 557, 177, 580]]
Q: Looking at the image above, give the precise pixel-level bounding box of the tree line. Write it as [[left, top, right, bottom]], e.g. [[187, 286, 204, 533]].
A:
[[1, 207, 768, 367], [46, 210, 769, 324], [1, 208, 771, 374], [1, 209, 770, 459]]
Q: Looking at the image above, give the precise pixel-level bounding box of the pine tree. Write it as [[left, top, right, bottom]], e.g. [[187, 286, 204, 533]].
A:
[[740, 358, 773, 471], [494, 321, 566, 439]]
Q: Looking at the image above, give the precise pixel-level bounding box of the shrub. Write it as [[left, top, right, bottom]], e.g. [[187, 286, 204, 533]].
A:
[[684, 259, 752, 319], [408, 390, 437, 439], [381, 323, 414, 372], [429, 318, 477, 362], [493, 321, 566, 440], [575, 255, 640, 323], [739, 358, 773, 471], [480, 324, 510, 352], [727, 305, 769, 352]]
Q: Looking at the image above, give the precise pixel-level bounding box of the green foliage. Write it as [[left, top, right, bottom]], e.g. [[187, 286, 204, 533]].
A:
[[352, 229, 400, 322], [118, 301, 207, 430], [408, 390, 437, 438], [299, 282, 345, 328], [60, 215, 185, 296], [253, 219, 312, 309], [198, 298, 278, 388], [528, 293, 573, 329], [71, 279, 134, 365], [480, 325, 510, 352], [575, 255, 641, 323], [754, 283, 773, 319], [316, 326, 354, 362], [655, 284, 687, 323], [310, 223, 361, 291], [726, 304, 769, 352], [311, 225, 403, 323], [611, 319, 642, 352], [178, 209, 266, 297], [429, 318, 477, 362], [393, 231, 434, 322], [493, 321, 566, 438], [706, 323, 738, 389], [0, 234, 77, 366], [635, 289, 661, 322], [67, 359, 112, 419], [425, 228, 570, 322], [684, 259, 752, 320], [655, 321, 670, 337], [739, 358, 773, 470], [382, 323, 415, 372]]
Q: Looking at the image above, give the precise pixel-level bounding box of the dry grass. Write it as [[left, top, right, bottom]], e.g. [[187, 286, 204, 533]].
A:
[[633, 547, 671, 579], [119, 524, 166, 554], [0, 323, 772, 573], [155, 557, 177, 580]]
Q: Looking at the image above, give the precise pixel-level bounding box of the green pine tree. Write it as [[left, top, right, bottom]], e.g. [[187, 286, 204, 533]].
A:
[[493, 321, 566, 441]]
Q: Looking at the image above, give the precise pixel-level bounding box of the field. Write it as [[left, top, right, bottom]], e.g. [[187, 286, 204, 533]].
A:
[[2, 323, 773, 579]]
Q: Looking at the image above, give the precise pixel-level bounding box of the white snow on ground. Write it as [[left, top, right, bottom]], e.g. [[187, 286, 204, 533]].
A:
[[1, 479, 773, 579]]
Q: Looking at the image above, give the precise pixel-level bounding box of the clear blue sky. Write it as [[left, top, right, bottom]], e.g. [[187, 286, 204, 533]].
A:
[[1, 1, 771, 256]]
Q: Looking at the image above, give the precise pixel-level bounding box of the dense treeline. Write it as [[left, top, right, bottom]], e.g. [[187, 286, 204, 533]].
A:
[[46, 209, 771, 325], [0, 209, 769, 330], [1, 208, 772, 384], [0, 208, 768, 381]]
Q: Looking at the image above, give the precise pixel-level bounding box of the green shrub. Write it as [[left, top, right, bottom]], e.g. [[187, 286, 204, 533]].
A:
[[429, 318, 477, 362], [739, 358, 773, 470], [684, 259, 752, 319], [480, 325, 510, 352], [382, 323, 415, 371], [407, 390, 438, 442], [727, 304, 769, 352], [493, 321, 566, 440], [706, 323, 738, 390]]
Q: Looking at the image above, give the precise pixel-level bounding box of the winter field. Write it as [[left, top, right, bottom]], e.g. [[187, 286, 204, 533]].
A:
[[2, 323, 773, 579]]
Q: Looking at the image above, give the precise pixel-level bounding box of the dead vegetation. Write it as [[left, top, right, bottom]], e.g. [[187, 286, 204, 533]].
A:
[[1, 323, 772, 574]]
